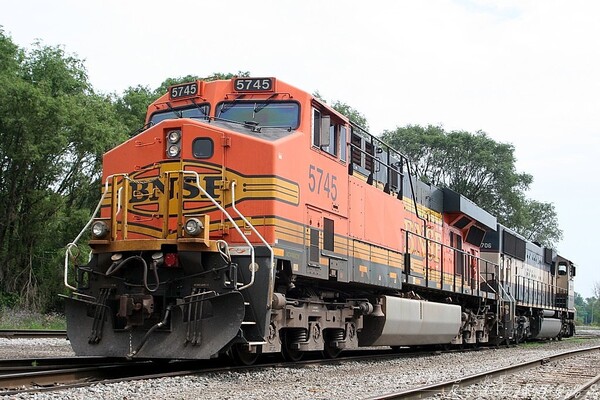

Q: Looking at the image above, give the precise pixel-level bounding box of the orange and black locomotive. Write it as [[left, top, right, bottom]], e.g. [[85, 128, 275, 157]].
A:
[[63, 77, 575, 363]]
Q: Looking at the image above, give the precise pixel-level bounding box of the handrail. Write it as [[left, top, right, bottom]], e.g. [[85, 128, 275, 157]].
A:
[[348, 127, 422, 222], [182, 171, 257, 290], [116, 186, 124, 216], [496, 267, 516, 305], [230, 181, 274, 294], [516, 275, 566, 308], [476, 264, 515, 337], [404, 229, 499, 269], [64, 173, 127, 292], [497, 265, 517, 338], [402, 228, 520, 313]]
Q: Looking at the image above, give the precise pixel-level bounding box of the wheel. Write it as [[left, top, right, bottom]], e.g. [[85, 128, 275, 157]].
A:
[[514, 332, 523, 345], [322, 343, 343, 359], [495, 337, 510, 348], [322, 329, 344, 359], [281, 330, 304, 362], [231, 344, 261, 366]]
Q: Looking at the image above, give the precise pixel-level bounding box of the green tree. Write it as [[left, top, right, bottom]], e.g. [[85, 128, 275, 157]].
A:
[[312, 92, 369, 130], [381, 124, 562, 246], [0, 31, 127, 310], [331, 100, 369, 131], [585, 297, 598, 325], [509, 199, 562, 248], [575, 292, 585, 307], [113, 85, 155, 135], [154, 71, 250, 95], [574, 292, 585, 325]]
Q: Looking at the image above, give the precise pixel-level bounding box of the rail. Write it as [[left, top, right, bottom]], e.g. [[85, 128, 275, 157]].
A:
[[0, 330, 67, 339], [564, 370, 600, 399], [0, 358, 157, 395], [365, 344, 600, 400]]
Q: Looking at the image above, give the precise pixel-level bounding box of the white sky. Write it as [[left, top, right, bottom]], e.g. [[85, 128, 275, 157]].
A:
[[3, 0, 598, 297]]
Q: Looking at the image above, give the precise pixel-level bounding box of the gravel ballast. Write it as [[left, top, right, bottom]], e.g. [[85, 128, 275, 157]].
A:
[[0, 338, 74, 359]]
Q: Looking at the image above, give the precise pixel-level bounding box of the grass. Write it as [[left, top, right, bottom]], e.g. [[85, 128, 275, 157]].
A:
[[563, 338, 587, 344], [518, 336, 589, 348], [0, 308, 66, 330], [519, 340, 549, 348]]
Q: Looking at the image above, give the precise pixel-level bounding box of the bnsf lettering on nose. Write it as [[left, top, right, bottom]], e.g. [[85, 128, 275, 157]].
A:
[[129, 176, 220, 203]]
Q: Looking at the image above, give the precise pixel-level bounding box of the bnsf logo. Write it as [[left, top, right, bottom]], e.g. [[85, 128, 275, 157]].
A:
[[129, 175, 222, 204], [118, 160, 299, 217]]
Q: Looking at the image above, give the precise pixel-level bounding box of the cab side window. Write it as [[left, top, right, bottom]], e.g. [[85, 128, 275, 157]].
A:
[[340, 126, 347, 162], [312, 107, 347, 162], [322, 124, 338, 157], [312, 108, 322, 147]]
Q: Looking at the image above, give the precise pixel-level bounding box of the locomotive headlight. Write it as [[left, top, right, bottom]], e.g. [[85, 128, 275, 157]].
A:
[[167, 144, 180, 157], [184, 217, 204, 236], [167, 129, 181, 144], [91, 221, 109, 239]]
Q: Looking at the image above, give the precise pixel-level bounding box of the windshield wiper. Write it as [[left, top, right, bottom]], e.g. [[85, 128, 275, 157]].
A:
[[165, 102, 183, 118], [212, 115, 250, 128], [253, 94, 277, 114], [212, 116, 261, 133], [220, 94, 246, 114], [190, 99, 208, 119], [243, 120, 261, 133]]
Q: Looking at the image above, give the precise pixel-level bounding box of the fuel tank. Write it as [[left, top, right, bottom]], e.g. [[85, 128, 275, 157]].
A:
[[359, 296, 462, 346]]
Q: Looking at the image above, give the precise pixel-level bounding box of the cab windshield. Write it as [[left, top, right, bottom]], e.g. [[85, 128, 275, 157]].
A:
[[216, 101, 300, 129], [149, 104, 210, 126]]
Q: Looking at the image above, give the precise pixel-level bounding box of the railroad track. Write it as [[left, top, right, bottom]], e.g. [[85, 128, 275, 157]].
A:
[[0, 329, 67, 339], [1, 338, 598, 397], [0, 356, 129, 373], [0, 327, 596, 341], [0, 360, 151, 394], [563, 369, 600, 400], [11, 328, 591, 340], [0, 346, 492, 396], [366, 344, 600, 399], [0, 357, 212, 396]]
